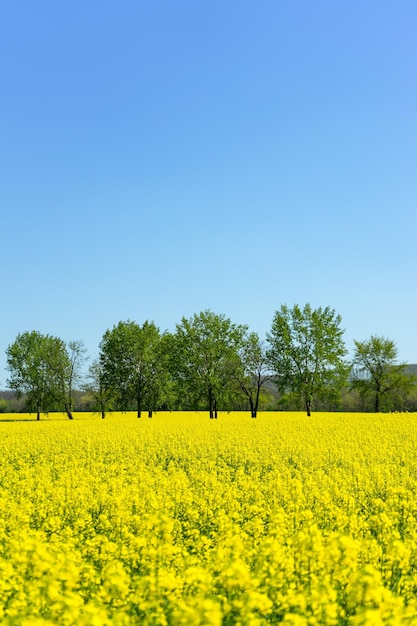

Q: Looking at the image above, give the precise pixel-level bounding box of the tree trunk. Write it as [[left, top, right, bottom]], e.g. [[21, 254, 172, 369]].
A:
[[64, 403, 74, 420], [252, 388, 261, 418], [36, 404, 41, 421], [304, 389, 313, 416], [208, 386, 214, 419], [375, 391, 380, 413], [99, 393, 106, 418], [214, 397, 218, 419], [148, 409, 153, 418]]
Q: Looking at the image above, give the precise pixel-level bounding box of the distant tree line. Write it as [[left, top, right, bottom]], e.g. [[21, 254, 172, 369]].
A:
[[3, 305, 417, 418]]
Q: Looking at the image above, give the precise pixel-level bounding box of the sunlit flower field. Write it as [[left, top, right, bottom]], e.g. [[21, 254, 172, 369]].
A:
[[1, 411, 417, 625]]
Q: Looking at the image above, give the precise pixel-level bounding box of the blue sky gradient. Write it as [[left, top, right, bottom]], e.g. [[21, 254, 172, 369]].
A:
[[1, 1, 417, 384]]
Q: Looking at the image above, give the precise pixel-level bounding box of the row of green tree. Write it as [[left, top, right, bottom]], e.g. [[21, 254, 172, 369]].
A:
[[4, 304, 417, 419]]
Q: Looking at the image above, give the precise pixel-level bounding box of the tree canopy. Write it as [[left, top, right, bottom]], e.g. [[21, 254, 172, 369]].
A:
[[169, 310, 247, 418], [5, 331, 79, 420], [267, 304, 350, 415], [3, 306, 417, 416], [99, 320, 165, 417], [351, 335, 416, 412]]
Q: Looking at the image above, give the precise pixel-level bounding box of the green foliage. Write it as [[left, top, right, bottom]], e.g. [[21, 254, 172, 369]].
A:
[[351, 335, 416, 412], [4, 308, 417, 416], [267, 303, 350, 415], [6, 332, 87, 420], [99, 320, 166, 417], [6, 332, 63, 418], [169, 310, 248, 417]]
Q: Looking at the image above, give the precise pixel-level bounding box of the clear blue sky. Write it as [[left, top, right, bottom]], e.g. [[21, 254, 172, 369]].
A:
[[1, 1, 416, 385]]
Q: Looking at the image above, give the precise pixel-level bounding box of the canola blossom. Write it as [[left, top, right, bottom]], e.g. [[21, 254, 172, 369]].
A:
[[1, 411, 417, 625]]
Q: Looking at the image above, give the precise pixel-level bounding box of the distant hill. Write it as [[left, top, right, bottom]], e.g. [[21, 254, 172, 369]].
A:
[[0, 390, 17, 400]]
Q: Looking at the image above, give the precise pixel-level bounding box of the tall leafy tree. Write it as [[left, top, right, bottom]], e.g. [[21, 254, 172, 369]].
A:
[[170, 310, 247, 418], [351, 335, 416, 412], [267, 303, 349, 416], [6, 331, 73, 420], [99, 320, 164, 417]]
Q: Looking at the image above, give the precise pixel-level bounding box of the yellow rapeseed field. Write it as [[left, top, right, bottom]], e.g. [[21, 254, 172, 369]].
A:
[[1, 411, 417, 625]]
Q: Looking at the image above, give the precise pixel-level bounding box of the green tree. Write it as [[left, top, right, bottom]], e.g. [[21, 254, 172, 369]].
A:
[[351, 335, 416, 412], [99, 320, 164, 417], [229, 332, 273, 418], [267, 304, 349, 416], [170, 310, 247, 418], [6, 331, 68, 420]]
